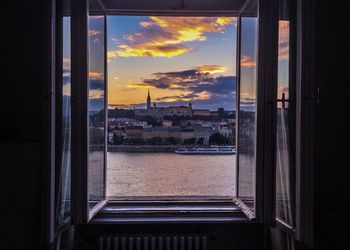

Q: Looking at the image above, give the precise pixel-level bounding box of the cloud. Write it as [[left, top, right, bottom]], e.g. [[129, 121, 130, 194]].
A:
[[241, 56, 256, 68], [108, 17, 236, 59], [90, 16, 104, 19], [89, 78, 104, 90], [196, 65, 225, 74], [89, 29, 101, 37], [89, 71, 103, 78], [63, 57, 71, 76], [126, 66, 236, 109], [278, 21, 289, 60]]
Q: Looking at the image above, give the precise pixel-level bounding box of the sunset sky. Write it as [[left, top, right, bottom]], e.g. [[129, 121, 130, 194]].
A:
[[63, 16, 289, 112], [106, 16, 237, 111]]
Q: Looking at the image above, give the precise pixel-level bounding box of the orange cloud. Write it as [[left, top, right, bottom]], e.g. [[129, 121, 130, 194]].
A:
[[89, 71, 103, 78], [196, 65, 225, 74], [108, 17, 237, 59], [108, 44, 192, 58], [241, 56, 256, 68], [126, 83, 156, 89], [89, 89, 104, 99]]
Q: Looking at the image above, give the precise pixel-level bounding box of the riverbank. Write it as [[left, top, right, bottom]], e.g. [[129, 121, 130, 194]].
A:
[[108, 145, 178, 153]]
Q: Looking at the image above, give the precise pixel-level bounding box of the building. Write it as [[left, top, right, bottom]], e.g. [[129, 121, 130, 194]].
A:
[[164, 106, 193, 117], [193, 125, 215, 144], [193, 109, 211, 117], [125, 126, 143, 140], [180, 128, 195, 142], [146, 90, 193, 118], [162, 120, 173, 127]]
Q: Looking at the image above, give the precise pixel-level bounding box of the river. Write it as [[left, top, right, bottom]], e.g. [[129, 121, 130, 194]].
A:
[[107, 152, 236, 198]]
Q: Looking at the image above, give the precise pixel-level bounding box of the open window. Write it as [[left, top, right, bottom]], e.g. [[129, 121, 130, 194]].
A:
[[65, 0, 282, 224]]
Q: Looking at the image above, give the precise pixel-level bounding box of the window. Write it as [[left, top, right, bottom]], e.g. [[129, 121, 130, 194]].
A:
[[88, 14, 106, 210], [56, 0, 71, 226], [275, 0, 296, 230], [106, 16, 237, 199], [65, 0, 286, 225], [237, 16, 258, 212]]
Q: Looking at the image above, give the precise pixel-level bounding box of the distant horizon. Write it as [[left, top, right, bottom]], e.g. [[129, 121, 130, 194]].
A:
[[107, 105, 236, 112]]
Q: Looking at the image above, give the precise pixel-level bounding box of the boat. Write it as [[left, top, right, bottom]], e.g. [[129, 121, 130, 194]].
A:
[[175, 146, 236, 155]]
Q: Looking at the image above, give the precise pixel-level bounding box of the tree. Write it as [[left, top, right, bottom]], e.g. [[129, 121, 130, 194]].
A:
[[112, 134, 123, 145], [123, 138, 144, 145], [164, 137, 178, 145], [209, 132, 227, 145], [184, 137, 196, 145], [197, 137, 204, 145], [217, 107, 226, 118], [146, 137, 162, 145]]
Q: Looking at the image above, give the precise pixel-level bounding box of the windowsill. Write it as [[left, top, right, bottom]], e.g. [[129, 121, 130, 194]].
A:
[[89, 199, 250, 224]]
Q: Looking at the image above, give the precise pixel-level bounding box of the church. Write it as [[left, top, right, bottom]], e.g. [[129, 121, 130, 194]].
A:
[[146, 90, 193, 119]]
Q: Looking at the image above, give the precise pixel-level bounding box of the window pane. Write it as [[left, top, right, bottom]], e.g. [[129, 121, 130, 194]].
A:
[[237, 17, 258, 211], [276, 20, 294, 226], [88, 15, 106, 209], [57, 15, 71, 224], [106, 16, 237, 198]]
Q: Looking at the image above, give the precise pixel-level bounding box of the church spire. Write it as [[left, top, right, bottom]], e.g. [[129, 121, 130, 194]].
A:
[[147, 89, 151, 114]]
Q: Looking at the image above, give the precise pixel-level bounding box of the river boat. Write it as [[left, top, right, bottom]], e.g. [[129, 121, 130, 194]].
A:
[[175, 146, 236, 155]]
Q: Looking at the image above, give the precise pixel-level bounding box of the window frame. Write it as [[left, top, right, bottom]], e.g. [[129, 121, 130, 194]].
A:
[[69, 0, 280, 225]]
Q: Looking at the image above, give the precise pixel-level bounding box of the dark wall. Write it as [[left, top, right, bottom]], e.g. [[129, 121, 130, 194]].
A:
[[0, 0, 51, 249], [76, 223, 263, 250], [313, 0, 349, 249], [1, 0, 348, 250]]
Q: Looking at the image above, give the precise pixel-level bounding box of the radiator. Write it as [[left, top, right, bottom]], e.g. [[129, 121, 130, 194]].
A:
[[98, 235, 207, 250]]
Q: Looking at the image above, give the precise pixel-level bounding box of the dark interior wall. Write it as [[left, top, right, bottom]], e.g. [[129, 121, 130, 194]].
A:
[[76, 223, 263, 250], [313, 0, 349, 249], [0, 0, 51, 249], [0, 0, 348, 249]]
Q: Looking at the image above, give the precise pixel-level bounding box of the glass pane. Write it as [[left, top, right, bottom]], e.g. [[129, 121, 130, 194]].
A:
[[237, 17, 258, 211], [106, 16, 237, 199], [276, 20, 294, 226], [88, 15, 106, 209], [56, 14, 71, 224]]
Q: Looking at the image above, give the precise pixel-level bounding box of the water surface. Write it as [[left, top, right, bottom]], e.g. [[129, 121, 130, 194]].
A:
[[107, 152, 236, 198]]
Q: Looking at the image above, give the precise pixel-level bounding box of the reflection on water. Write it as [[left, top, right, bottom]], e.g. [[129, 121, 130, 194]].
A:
[[107, 153, 236, 198]]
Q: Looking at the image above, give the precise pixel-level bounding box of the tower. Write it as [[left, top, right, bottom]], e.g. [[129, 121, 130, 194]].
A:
[[147, 89, 151, 114]]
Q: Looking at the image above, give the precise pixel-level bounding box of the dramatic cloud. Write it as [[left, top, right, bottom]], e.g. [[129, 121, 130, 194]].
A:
[[108, 17, 236, 59], [126, 65, 236, 109]]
